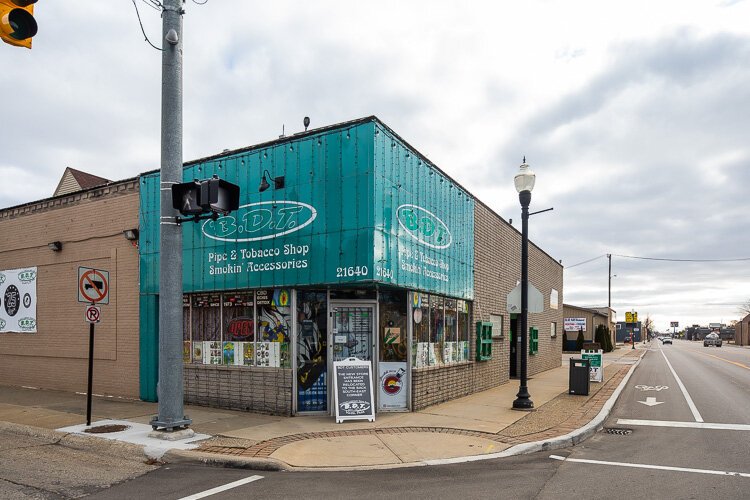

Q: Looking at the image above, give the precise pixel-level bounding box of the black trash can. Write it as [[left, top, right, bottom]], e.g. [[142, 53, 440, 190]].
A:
[[569, 358, 590, 395]]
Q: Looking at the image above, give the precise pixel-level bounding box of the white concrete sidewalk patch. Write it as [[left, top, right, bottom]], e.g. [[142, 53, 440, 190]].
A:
[[57, 419, 211, 459]]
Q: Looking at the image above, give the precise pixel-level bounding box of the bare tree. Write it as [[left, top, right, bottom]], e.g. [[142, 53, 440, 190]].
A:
[[740, 299, 750, 316], [642, 316, 654, 339]]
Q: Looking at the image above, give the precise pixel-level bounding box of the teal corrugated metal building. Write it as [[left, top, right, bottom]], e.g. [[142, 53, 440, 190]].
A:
[[139, 117, 475, 414]]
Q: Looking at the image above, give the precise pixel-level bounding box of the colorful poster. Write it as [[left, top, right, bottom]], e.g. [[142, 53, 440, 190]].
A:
[[183, 341, 191, 363], [378, 362, 407, 410], [223, 341, 240, 365], [0, 267, 37, 333], [416, 342, 429, 368], [242, 342, 255, 366], [204, 341, 222, 365], [192, 342, 204, 364], [256, 341, 280, 367]]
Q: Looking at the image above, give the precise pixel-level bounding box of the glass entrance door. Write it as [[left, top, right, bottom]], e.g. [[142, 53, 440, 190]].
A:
[[330, 305, 375, 362]]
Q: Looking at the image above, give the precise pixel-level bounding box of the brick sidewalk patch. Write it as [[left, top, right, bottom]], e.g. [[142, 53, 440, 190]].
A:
[[198, 353, 635, 460]]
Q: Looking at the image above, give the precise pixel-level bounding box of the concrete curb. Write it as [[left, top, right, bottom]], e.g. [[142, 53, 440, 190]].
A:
[[0, 420, 153, 463], [423, 348, 647, 466], [161, 449, 291, 471]]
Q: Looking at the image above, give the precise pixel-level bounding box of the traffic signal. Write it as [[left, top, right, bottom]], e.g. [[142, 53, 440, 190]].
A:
[[0, 0, 37, 49], [200, 175, 240, 215], [172, 180, 203, 216], [172, 176, 240, 218]]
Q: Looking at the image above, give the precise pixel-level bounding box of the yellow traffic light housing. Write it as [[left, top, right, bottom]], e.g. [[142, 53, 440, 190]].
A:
[[0, 0, 37, 49]]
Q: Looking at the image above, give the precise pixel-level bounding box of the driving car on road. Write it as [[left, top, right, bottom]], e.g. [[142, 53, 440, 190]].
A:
[[661, 336, 672, 344], [704, 332, 722, 347]]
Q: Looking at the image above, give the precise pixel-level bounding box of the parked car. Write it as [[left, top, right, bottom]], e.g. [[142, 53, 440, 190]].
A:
[[704, 333, 722, 347], [661, 336, 672, 345]]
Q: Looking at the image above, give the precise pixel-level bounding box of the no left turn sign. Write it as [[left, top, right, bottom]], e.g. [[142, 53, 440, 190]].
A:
[[85, 305, 101, 324]]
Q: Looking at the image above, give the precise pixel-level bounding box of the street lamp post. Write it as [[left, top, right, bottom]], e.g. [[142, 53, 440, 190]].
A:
[[512, 157, 535, 410]]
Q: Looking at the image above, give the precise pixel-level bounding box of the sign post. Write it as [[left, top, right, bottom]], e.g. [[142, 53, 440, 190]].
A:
[[333, 357, 375, 423], [84, 304, 101, 426], [78, 268, 107, 427]]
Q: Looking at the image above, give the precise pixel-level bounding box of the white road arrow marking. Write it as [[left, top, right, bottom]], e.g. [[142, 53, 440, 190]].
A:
[[638, 397, 664, 407]]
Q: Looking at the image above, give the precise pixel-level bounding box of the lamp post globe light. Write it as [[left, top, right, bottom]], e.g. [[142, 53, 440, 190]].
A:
[[512, 157, 535, 410]]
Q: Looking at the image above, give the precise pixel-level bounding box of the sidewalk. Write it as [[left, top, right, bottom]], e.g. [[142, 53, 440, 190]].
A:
[[0, 345, 645, 471]]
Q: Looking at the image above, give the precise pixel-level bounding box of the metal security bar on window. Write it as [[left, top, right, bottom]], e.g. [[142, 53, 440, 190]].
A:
[[529, 327, 539, 355], [476, 321, 492, 361]]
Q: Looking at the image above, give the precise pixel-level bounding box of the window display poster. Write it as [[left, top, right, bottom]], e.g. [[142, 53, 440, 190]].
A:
[[0, 267, 37, 333], [415, 342, 429, 368], [204, 341, 222, 365], [378, 362, 407, 410]]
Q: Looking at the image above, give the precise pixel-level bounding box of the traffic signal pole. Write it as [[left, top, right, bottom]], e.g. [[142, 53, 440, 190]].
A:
[[151, 0, 191, 432]]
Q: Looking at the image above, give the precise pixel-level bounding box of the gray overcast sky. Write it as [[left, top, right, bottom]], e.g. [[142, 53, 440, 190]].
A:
[[2, 1, 749, 330]]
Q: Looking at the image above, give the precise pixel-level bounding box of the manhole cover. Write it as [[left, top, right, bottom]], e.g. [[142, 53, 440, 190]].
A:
[[84, 424, 129, 434], [604, 427, 632, 435]]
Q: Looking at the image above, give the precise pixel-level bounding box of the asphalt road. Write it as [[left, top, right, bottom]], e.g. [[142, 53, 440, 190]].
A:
[[539, 339, 750, 499], [15, 341, 750, 499], [0, 427, 156, 499]]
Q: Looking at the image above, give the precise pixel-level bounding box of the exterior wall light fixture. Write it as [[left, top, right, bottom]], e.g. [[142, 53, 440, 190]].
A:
[[123, 229, 139, 241], [259, 170, 285, 192], [48, 241, 62, 251]]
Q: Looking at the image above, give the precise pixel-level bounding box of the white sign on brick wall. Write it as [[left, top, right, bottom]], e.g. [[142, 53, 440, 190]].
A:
[[0, 267, 37, 333]]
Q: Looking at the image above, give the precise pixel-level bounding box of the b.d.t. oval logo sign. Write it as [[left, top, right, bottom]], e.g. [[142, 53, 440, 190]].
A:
[[201, 201, 317, 242], [396, 204, 452, 249]]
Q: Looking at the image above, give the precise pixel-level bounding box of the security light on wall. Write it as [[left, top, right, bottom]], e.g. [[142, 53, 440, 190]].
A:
[[48, 241, 62, 251], [123, 229, 139, 241], [259, 169, 285, 192]]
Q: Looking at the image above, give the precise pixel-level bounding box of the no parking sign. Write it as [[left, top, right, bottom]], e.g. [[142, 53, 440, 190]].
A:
[[85, 305, 101, 324]]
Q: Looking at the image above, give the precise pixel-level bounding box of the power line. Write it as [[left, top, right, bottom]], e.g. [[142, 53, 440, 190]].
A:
[[564, 255, 606, 269], [614, 254, 750, 263]]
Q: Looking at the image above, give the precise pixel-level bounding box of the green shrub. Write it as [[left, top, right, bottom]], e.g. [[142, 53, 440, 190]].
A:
[[595, 324, 613, 352], [576, 329, 585, 351], [562, 331, 568, 351]]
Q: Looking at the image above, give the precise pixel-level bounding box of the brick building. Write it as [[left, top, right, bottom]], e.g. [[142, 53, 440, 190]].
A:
[[1, 116, 563, 418], [0, 178, 141, 397], [735, 314, 750, 346]]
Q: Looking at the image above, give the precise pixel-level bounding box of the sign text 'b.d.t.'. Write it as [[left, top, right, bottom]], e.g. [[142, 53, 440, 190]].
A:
[[78, 267, 109, 305]]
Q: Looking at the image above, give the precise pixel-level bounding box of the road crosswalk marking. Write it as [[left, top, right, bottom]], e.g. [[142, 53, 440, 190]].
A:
[[617, 418, 750, 431], [550, 454, 750, 478], [178, 475, 264, 500]]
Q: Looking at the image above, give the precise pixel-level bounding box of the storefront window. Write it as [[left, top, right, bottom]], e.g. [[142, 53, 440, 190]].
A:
[[222, 293, 254, 366], [412, 293, 430, 367], [183, 289, 292, 369], [444, 299, 457, 364], [412, 294, 471, 367], [183, 295, 191, 363], [457, 299, 469, 361], [191, 293, 222, 364], [430, 296, 445, 365], [379, 290, 407, 362], [256, 289, 292, 368]]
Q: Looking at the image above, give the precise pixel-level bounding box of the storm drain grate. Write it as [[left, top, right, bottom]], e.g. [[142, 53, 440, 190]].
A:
[[84, 424, 130, 434], [604, 427, 632, 436]]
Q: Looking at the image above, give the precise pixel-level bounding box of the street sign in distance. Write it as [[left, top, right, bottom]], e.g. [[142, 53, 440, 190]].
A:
[[625, 311, 638, 323], [506, 283, 544, 314]]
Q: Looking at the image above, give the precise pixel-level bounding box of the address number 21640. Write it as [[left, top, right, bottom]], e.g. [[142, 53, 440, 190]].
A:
[[336, 266, 368, 278]]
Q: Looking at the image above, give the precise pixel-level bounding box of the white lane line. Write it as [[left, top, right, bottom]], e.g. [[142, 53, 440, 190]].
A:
[[617, 418, 750, 431], [178, 475, 264, 500], [550, 455, 750, 478], [660, 349, 703, 422]]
